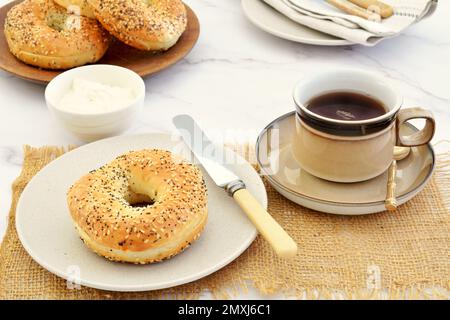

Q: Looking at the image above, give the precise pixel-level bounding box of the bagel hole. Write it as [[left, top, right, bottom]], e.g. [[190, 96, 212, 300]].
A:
[[46, 12, 68, 32], [126, 190, 155, 208]]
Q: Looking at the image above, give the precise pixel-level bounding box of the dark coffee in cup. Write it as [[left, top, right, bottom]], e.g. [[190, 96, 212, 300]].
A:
[[306, 91, 386, 121]]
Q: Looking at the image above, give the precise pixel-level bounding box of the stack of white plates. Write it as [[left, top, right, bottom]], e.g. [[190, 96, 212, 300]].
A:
[[242, 0, 353, 46]]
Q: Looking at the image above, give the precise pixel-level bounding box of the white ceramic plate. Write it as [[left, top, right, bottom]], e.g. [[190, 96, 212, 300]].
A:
[[16, 133, 266, 292], [256, 112, 435, 215], [241, 0, 352, 46]]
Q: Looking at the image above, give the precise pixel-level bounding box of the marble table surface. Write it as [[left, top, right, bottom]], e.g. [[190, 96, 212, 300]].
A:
[[0, 0, 449, 299]]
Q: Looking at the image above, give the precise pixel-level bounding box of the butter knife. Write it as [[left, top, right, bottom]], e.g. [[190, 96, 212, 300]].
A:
[[173, 114, 297, 259]]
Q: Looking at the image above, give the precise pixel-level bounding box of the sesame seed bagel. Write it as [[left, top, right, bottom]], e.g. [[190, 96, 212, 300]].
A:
[[4, 0, 110, 70], [67, 149, 208, 264], [88, 0, 187, 51], [53, 0, 96, 18]]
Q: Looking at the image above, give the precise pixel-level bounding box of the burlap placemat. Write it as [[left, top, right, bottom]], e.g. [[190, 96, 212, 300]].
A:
[[0, 145, 449, 299]]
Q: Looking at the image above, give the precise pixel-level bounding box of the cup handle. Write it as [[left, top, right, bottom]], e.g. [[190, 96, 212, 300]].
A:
[[396, 107, 435, 147]]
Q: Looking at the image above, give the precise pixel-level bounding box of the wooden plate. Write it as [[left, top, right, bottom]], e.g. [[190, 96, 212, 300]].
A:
[[0, 0, 200, 84]]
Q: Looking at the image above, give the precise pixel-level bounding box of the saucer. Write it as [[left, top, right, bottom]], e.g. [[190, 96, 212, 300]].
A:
[[256, 112, 435, 215]]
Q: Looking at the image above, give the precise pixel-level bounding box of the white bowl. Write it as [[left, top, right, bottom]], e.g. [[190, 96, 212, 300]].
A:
[[45, 65, 145, 141]]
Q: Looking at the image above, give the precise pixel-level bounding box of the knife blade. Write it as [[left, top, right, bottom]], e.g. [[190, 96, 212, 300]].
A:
[[173, 114, 298, 259], [172, 114, 241, 188]]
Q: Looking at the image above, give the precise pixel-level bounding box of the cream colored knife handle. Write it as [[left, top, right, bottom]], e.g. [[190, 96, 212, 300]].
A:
[[233, 189, 298, 259], [326, 0, 380, 21], [385, 160, 397, 211], [347, 0, 394, 18]]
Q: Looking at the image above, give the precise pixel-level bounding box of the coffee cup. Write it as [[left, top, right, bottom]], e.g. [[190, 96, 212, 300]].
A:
[[292, 69, 435, 183]]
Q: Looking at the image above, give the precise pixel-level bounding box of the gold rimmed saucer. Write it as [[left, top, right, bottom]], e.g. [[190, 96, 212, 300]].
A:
[[256, 112, 435, 215]]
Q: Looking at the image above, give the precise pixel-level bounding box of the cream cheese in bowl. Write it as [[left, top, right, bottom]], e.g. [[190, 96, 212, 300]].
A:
[[45, 65, 145, 141], [58, 78, 137, 114]]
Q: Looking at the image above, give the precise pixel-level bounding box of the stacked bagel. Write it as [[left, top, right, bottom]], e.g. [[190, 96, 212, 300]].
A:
[[4, 0, 188, 70]]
